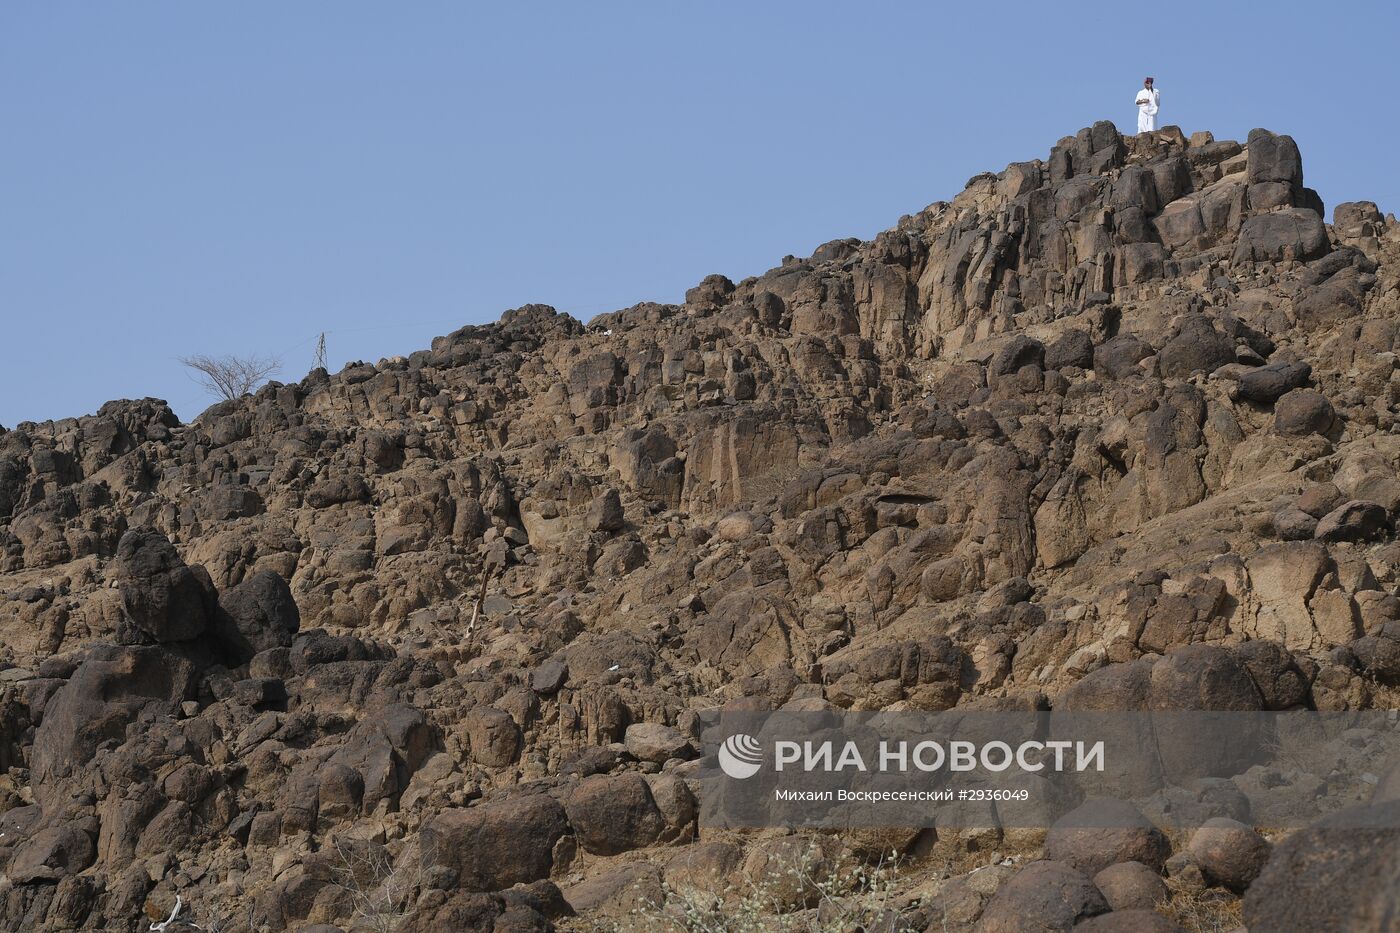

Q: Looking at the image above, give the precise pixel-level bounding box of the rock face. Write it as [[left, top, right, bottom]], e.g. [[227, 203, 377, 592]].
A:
[[0, 123, 1399, 931]]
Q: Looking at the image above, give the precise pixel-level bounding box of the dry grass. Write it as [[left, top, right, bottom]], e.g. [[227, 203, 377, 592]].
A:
[[1158, 879, 1243, 933]]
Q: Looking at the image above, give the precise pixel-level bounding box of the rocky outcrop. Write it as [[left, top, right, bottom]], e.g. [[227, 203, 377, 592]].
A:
[[1, 122, 1399, 931]]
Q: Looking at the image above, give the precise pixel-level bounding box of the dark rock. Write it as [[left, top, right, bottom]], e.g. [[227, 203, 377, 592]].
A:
[[465, 706, 521, 767], [1235, 360, 1311, 403], [563, 772, 665, 856], [530, 660, 568, 695], [990, 336, 1045, 378], [1186, 817, 1269, 892], [586, 488, 625, 533], [421, 794, 570, 892], [112, 527, 216, 644], [1350, 634, 1400, 683], [1045, 331, 1095, 371], [1158, 314, 1235, 378], [1092, 861, 1169, 912], [1246, 129, 1303, 190], [1094, 335, 1153, 380], [1044, 798, 1171, 876], [1243, 801, 1400, 932], [31, 645, 197, 805], [214, 570, 300, 663], [1150, 644, 1264, 711], [7, 823, 96, 883], [977, 860, 1109, 932], [1314, 500, 1390, 543], [1233, 640, 1308, 710], [1273, 388, 1335, 436], [1232, 208, 1330, 264]]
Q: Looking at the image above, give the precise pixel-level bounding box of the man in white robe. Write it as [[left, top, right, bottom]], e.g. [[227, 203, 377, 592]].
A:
[[1135, 77, 1160, 133]]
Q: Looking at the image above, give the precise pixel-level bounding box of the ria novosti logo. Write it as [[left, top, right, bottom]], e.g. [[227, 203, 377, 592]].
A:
[[718, 733, 763, 779]]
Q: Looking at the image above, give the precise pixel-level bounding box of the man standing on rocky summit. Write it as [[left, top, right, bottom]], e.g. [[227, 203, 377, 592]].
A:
[[1135, 76, 1160, 133]]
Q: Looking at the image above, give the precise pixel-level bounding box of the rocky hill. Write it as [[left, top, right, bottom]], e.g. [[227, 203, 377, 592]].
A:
[[2, 122, 1399, 932]]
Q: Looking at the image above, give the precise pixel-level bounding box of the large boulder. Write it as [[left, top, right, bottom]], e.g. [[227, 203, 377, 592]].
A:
[[1235, 360, 1311, 403], [420, 794, 570, 892], [1149, 645, 1263, 711], [1273, 388, 1335, 436], [6, 822, 97, 883], [1045, 331, 1095, 371], [1092, 861, 1169, 911], [1044, 799, 1171, 877], [214, 570, 300, 663], [1187, 817, 1270, 892], [1243, 801, 1400, 932], [1231, 208, 1329, 264], [1094, 335, 1153, 380], [112, 527, 217, 644], [464, 706, 522, 767], [31, 645, 198, 804], [1158, 314, 1235, 378], [977, 860, 1109, 932], [563, 772, 665, 856], [1247, 129, 1302, 186], [1315, 500, 1391, 543], [1233, 640, 1309, 710], [990, 336, 1045, 379]]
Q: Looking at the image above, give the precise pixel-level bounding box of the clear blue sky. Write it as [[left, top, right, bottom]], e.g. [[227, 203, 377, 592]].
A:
[[4, 2, 1398, 428]]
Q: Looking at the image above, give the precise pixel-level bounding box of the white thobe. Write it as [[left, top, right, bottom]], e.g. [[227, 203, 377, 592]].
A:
[[1135, 87, 1160, 133]]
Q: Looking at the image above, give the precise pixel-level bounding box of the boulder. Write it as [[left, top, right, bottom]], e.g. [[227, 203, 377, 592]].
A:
[[1246, 128, 1303, 190], [112, 527, 216, 644], [31, 645, 198, 804], [623, 722, 690, 763], [1243, 801, 1400, 932], [1350, 633, 1400, 683], [465, 707, 522, 767], [1272, 505, 1318, 540], [563, 772, 666, 856], [586, 488, 625, 533], [1149, 644, 1263, 711], [420, 794, 570, 892], [1314, 500, 1391, 543], [1234, 360, 1311, 403], [1044, 799, 1171, 877], [214, 570, 300, 663], [1092, 861, 1169, 911], [1273, 388, 1334, 436], [530, 660, 568, 695], [1045, 331, 1095, 371], [1232, 208, 1329, 264], [7, 822, 96, 883], [990, 336, 1045, 378], [1186, 817, 1270, 892], [1094, 335, 1153, 380], [977, 860, 1109, 932], [1158, 314, 1235, 378], [1233, 640, 1308, 710], [1297, 482, 1345, 518]]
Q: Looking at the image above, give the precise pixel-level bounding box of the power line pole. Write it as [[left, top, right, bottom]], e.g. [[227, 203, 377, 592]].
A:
[[313, 332, 327, 371]]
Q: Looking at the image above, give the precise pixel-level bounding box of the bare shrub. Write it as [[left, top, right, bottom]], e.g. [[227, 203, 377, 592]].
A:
[[180, 353, 281, 402], [328, 837, 424, 933]]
